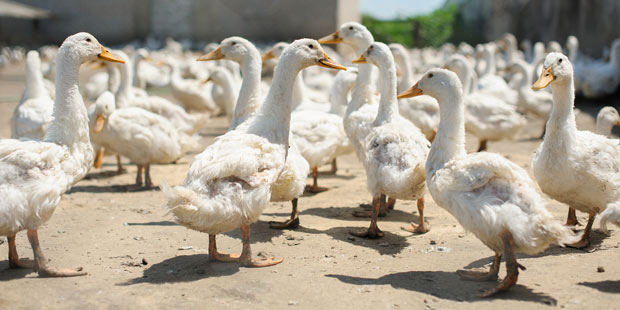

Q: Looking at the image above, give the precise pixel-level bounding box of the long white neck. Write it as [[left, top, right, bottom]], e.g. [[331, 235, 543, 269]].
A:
[[22, 56, 49, 101], [107, 65, 121, 93], [453, 62, 473, 95], [346, 62, 375, 116], [568, 44, 578, 63], [115, 58, 134, 109], [513, 62, 531, 89], [329, 77, 352, 116], [132, 55, 142, 87], [373, 61, 398, 126], [213, 72, 236, 115], [544, 77, 577, 148], [44, 48, 92, 152], [291, 72, 307, 109], [395, 54, 414, 93], [427, 86, 466, 175], [230, 49, 262, 130], [246, 56, 301, 145], [481, 49, 496, 77]]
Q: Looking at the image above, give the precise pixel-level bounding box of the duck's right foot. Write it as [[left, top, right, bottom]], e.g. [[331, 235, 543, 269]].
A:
[[457, 268, 498, 282], [9, 258, 34, 269], [239, 256, 283, 268], [37, 266, 87, 278], [209, 251, 241, 262], [349, 227, 384, 239], [269, 217, 300, 229]]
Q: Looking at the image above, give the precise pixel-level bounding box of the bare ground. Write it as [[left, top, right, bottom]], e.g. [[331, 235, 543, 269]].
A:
[[0, 62, 619, 310]]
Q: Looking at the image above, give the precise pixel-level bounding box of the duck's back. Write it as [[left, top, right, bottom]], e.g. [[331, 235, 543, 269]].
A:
[[165, 131, 286, 234], [533, 129, 620, 212], [0, 139, 70, 236], [11, 97, 54, 140], [364, 117, 429, 199]]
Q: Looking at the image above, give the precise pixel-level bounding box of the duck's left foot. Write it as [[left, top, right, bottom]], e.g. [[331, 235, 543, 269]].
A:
[[9, 258, 34, 269], [565, 208, 582, 226], [401, 222, 430, 234], [240, 256, 283, 268], [37, 266, 87, 278], [209, 251, 241, 262], [305, 185, 328, 193], [269, 217, 300, 229], [480, 270, 518, 297], [566, 238, 590, 249], [480, 232, 520, 297], [457, 269, 498, 282], [349, 227, 384, 239], [567, 211, 595, 249]]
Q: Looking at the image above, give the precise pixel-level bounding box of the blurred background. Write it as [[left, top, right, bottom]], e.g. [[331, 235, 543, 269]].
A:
[[1, 0, 619, 56]]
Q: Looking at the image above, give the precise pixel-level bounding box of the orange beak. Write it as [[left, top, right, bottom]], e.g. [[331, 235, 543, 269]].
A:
[[397, 82, 423, 99], [318, 31, 343, 44], [197, 46, 224, 61], [317, 52, 346, 71], [97, 46, 125, 63]]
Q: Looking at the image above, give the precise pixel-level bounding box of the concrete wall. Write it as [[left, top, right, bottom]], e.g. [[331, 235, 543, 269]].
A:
[[448, 0, 620, 56], [0, 0, 359, 47]]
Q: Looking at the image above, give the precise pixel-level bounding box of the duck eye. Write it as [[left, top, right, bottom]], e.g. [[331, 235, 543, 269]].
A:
[[349, 26, 353, 30], [231, 42, 236, 46], [86, 38, 91, 42], [558, 58, 563, 64], [308, 44, 314, 49], [428, 73, 434, 78]]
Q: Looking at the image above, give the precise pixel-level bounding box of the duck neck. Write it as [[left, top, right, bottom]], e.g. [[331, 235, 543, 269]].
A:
[[22, 57, 49, 101], [107, 65, 121, 93], [329, 78, 350, 116], [427, 88, 466, 175], [545, 77, 577, 143], [44, 49, 91, 151], [346, 63, 375, 116], [568, 44, 578, 63], [230, 49, 262, 130], [373, 62, 398, 126], [291, 72, 307, 109], [132, 56, 142, 87], [246, 56, 301, 145], [481, 49, 496, 77], [115, 59, 134, 109], [396, 55, 414, 94], [514, 62, 531, 89]]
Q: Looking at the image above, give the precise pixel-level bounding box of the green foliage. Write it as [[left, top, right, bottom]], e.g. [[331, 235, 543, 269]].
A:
[[362, 4, 459, 48]]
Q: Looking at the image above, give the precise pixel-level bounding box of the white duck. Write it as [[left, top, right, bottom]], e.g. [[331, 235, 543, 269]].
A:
[[163, 39, 344, 266], [350, 42, 430, 238], [1, 33, 124, 277], [399, 68, 579, 296], [531, 52, 620, 248], [113, 51, 208, 135], [166, 57, 219, 113], [444, 54, 526, 151], [263, 43, 353, 191], [10, 50, 54, 140], [206, 66, 238, 120], [596, 106, 620, 136], [197, 37, 311, 230], [320, 22, 401, 216], [88, 91, 196, 188], [389, 43, 439, 141], [578, 39, 620, 99]]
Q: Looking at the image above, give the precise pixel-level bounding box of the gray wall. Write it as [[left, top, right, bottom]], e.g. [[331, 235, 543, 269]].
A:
[[1, 0, 359, 47], [448, 0, 620, 56]]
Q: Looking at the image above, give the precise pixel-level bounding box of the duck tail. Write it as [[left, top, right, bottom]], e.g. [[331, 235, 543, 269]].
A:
[[160, 180, 203, 224], [179, 132, 201, 153], [600, 203, 620, 234], [543, 217, 583, 247]]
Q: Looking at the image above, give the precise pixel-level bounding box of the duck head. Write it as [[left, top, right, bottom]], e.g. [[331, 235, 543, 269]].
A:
[[61, 32, 125, 64], [197, 36, 254, 63], [280, 38, 346, 71], [262, 42, 289, 62], [532, 52, 572, 90], [352, 42, 394, 70], [318, 22, 373, 54], [397, 68, 462, 101]]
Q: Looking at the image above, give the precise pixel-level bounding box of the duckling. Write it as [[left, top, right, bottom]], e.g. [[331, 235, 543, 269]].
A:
[[398, 68, 579, 296]]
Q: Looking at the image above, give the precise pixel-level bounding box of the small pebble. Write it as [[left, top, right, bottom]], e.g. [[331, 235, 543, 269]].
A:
[[288, 300, 297, 306], [597, 266, 605, 273], [141, 258, 148, 265], [429, 240, 437, 245]]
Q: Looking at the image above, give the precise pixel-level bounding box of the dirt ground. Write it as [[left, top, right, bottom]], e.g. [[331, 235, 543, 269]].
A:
[[1, 61, 619, 310]]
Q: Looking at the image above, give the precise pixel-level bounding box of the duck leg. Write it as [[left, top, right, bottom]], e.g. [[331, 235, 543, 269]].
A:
[[329, 158, 338, 174], [402, 197, 430, 234], [567, 211, 595, 249], [350, 194, 385, 239], [354, 196, 389, 218], [116, 155, 126, 174], [208, 234, 240, 262], [269, 198, 300, 229], [7, 235, 33, 269], [566, 208, 581, 226], [477, 139, 488, 152], [481, 230, 525, 297], [305, 167, 328, 193], [94, 149, 104, 168], [238, 224, 283, 267], [386, 197, 396, 210], [135, 164, 144, 186], [144, 163, 153, 188], [26, 229, 86, 277], [457, 253, 501, 281]]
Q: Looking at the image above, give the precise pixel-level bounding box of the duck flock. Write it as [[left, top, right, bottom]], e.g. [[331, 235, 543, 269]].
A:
[[2, 22, 620, 297]]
